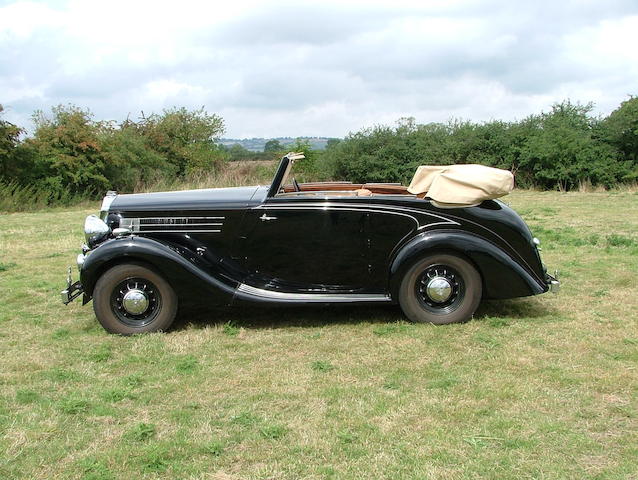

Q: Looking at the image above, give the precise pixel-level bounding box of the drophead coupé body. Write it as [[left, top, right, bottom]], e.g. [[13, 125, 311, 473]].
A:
[[62, 152, 559, 334]]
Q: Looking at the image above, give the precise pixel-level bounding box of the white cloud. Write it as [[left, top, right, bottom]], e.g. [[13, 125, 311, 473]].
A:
[[0, 1, 63, 39], [1, 0, 637, 137]]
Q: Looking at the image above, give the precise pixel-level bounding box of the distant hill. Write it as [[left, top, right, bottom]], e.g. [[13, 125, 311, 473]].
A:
[[218, 137, 338, 152]]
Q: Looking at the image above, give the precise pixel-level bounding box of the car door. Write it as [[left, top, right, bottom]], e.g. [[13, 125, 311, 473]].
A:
[[239, 199, 370, 292]]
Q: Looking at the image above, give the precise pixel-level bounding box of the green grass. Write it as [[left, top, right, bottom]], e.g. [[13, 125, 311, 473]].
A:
[[0, 190, 637, 479]]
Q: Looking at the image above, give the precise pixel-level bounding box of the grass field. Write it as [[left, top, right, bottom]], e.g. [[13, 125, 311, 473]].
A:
[[1, 190, 637, 479]]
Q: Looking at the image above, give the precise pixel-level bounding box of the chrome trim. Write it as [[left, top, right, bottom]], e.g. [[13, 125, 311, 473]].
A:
[[547, 270, 560, 294], [101, 194, 117, 211], [120, 218, 139, 231], [236, 283, 391, 302], [533, 237, 542, 251], [76, 253, 85, 271], [122, 289, 149, 315], [426, 277, 453, 303], [112, 227, 131, 237], [120, 216, 224, 234], [61, 267, 83, 304], [254, 203, 459, 230], [260, 214, 277, 222], [100, 191, 117, 219], [125, 230, 222, 233], [84, 215, 110, 244], [138, 217, 225, 221], [135, 223, 223, 226]]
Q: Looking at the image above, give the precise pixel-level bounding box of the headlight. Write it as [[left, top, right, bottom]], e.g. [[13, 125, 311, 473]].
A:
[[84, 214, 110, 246]]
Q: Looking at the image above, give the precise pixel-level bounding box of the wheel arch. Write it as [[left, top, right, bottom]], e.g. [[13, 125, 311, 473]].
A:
[[80, 256, 163, 304], [392, 246, 484, 299], [79, 236, 237, 305], [389, 230, 547, 301]]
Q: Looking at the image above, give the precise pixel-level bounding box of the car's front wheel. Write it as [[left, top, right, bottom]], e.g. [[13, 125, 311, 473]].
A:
[[93, 263, 178, 335], [398, 253, 482, 325]]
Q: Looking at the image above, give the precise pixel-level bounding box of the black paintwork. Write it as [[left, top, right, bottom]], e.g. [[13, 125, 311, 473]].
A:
[[110, 185, 266, 211], [78, 156, 550, 306]]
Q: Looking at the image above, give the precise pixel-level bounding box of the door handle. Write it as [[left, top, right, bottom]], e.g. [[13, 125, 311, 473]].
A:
[[260, 213, 277, 222]]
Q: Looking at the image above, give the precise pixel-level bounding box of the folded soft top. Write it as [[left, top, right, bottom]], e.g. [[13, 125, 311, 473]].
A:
[[407, 164, 514, 208]]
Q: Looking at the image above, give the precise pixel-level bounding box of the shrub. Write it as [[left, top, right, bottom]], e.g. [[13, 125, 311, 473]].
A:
[[321, 100, 637, 190], [99, 125, 177, 192], [23, 105, 111, 197], [133, 107, 226, 176]]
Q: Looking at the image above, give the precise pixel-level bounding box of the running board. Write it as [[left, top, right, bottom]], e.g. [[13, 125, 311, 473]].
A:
[[235, 283, 391, 304]]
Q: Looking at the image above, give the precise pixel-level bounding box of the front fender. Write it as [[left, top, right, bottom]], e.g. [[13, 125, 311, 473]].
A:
[[80, 236, 237, 305], [389, 230, 548, 300]]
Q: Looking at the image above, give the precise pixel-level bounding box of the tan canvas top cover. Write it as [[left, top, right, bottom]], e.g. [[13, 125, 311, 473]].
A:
[[407, 164, 514, 207]]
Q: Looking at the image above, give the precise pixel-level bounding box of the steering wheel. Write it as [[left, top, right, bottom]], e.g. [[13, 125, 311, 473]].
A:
[[292, 177, 301, 192]]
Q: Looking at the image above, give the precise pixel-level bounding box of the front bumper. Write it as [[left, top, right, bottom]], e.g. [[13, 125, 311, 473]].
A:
[[546, 271, 560, 294], [61, 267, 84, 304]]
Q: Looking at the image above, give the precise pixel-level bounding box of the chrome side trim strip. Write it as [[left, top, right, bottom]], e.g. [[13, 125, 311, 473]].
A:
[[138, 216, 225, 221], [135, 230, 222, 233], [120, 216, 224, 234], [254, 203, 459, 230], [136, 223, 224, 227], [236, 283, 391, 302]]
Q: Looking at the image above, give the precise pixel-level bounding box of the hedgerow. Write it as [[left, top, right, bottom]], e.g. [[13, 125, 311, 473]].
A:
[[322, 99, 638, 189]]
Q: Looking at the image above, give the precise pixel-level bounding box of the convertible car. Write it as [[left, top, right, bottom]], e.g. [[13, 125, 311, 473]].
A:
[[62, 152, 559, 334]]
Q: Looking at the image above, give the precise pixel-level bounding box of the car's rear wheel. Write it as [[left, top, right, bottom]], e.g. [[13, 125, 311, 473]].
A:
[[398, 253, 481, 325], [93, 263, 177, 335]]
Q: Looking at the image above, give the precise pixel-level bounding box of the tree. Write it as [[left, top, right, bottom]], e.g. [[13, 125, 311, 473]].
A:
[[0, 105, 24, 180], [287, 139, 322, 181], [99, 124, 177, 191], [517, 101, 620, 189], [135, 107, 226, 175], [600, 96, 638, 180], [227, 143, 251, 161], [325, 138, 341, 149], [264, 139, 283, 152], [22, 105, 111, 196], [320, 99, 634, 189]]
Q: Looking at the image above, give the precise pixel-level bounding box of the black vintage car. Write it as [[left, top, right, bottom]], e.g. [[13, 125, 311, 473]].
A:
[[62, 153, 559, 334]]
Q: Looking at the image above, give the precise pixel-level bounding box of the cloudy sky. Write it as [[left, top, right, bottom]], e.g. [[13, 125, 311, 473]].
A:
[[1, 0, 637, 138]]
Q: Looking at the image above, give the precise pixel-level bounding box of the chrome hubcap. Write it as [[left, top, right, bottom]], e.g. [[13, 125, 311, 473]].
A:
[[416, 264, 464, 314], [425, 276, 453, 303], [121, 289, 149, 315], [111, 277, 161, 327]]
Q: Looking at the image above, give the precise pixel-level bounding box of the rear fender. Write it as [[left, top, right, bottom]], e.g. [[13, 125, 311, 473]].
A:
[[389, 230, 547, 300], [80, 236, 237, 305]]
